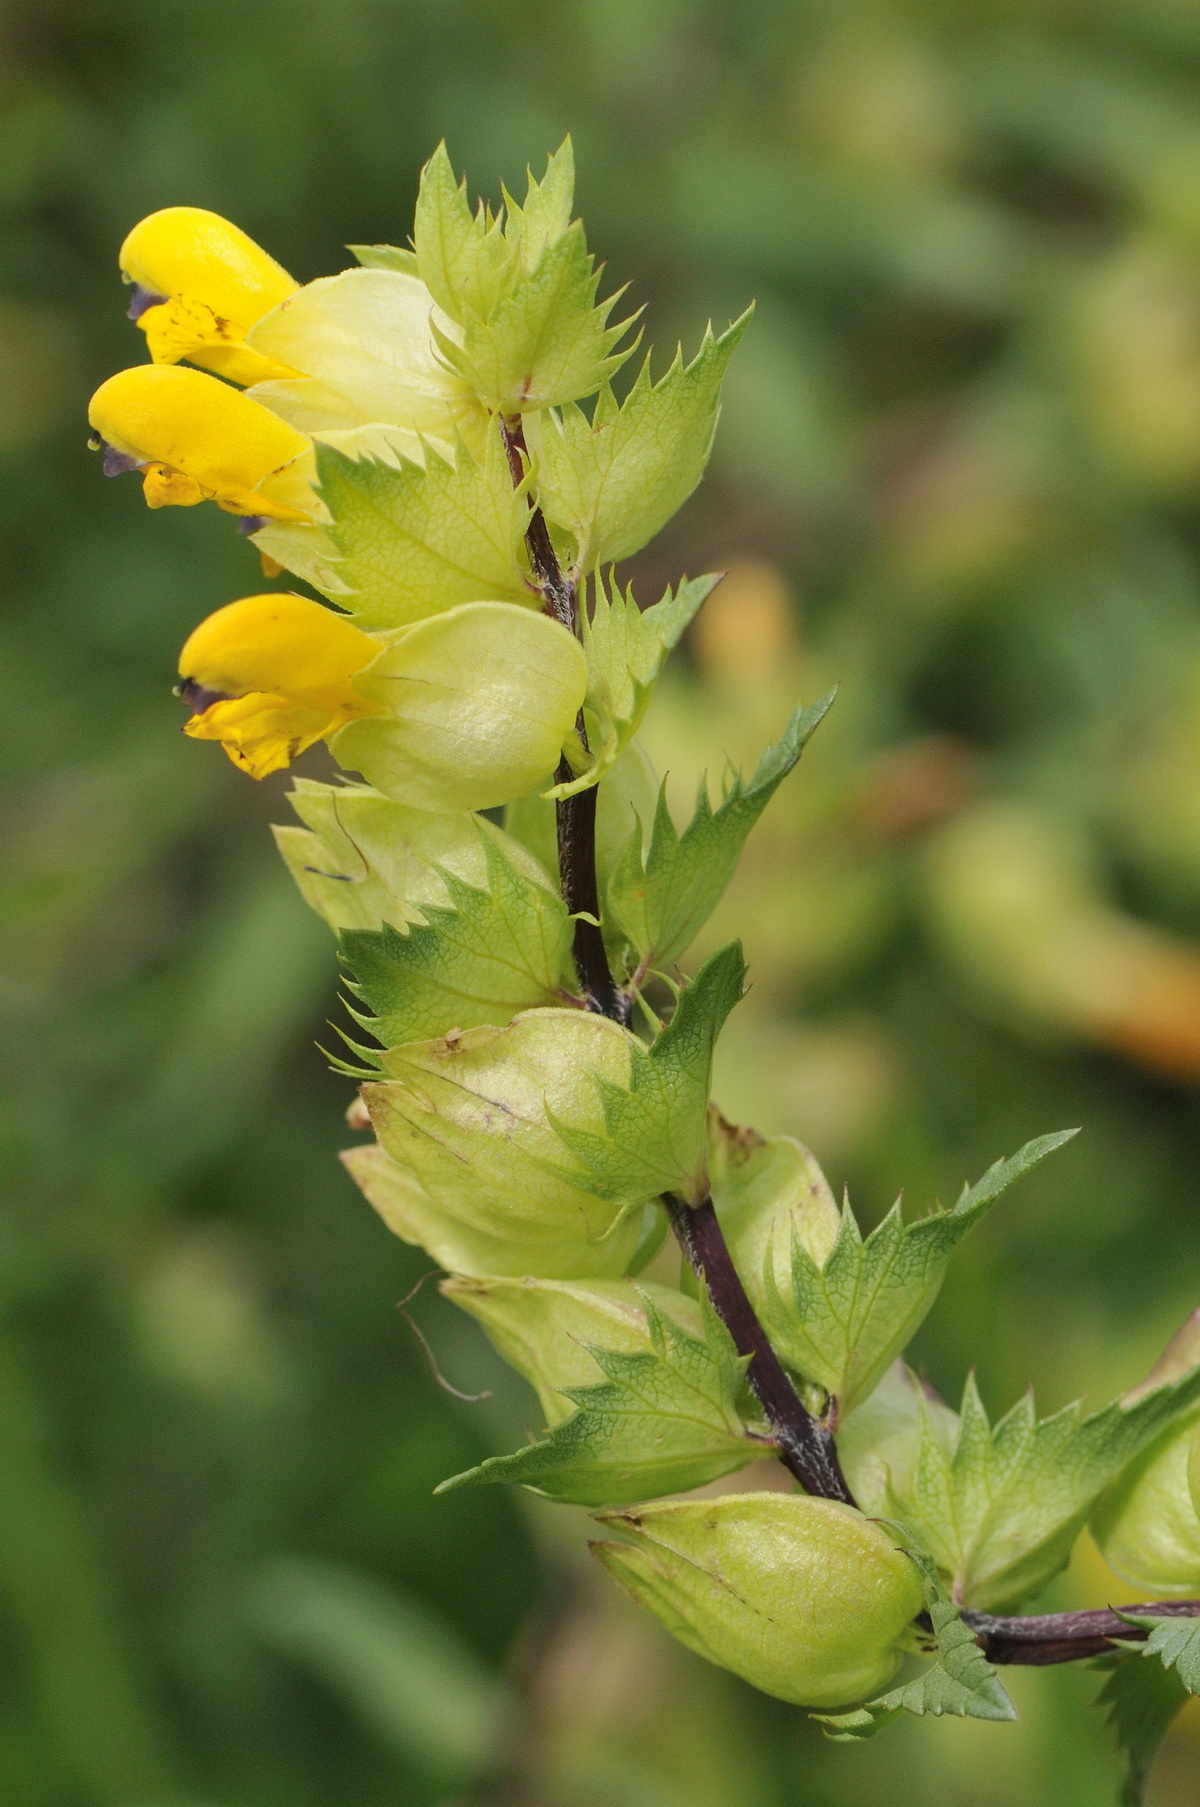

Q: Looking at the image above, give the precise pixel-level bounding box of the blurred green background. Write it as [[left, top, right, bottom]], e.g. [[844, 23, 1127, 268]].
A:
[[7, 0, 1200, 1801]]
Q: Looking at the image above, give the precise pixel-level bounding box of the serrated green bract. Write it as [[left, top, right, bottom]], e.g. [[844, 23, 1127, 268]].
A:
[[412, 141, 638, 414], [316, 426, 532, 629], [273, 778, 555, 937], [437, 1289, 762, 1505], [887, 1363, 1200, 1612], [338, 827, 571, 1048], [550, 573, 720, 801], [1118, 1615, 1200, 1694], [605, 692, 836, 967], [552, 942, 747, 1208], [348, 244, 422, 276], [815, 1545, 1016, 1741], [529, 310, 752, 571], [440, 1275, 707, 1428], [1095, 1654, 1189, 1807], [738, 1130, 1075, 1417]]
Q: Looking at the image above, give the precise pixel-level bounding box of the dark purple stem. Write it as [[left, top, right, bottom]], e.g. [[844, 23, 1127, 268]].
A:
[[501, 416, 624, 1021], [664, 1193, 855, 1503], [962, 1600, 1200, 1666]]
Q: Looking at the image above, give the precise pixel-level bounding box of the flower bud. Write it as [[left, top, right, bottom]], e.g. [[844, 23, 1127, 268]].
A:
[[350, 1009, 660, 1278], [440, 1276, 704, 1426], [120, 205, 299, 386], [89, 364, 317, 526], [1090, 1309, 1200, 1595], [178, 594, 381, 779], [592, 1494, 923, 1708]]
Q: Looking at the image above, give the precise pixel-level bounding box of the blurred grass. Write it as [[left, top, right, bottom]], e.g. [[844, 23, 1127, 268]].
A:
[[6, 0, 1200, 1801]]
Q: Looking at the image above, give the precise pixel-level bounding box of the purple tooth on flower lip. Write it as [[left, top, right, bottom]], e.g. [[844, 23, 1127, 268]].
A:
[[176, 678, 231, 715], [236, 514, 271, 535], [126, 282, 169, 321], [100, 441, 146, 477]]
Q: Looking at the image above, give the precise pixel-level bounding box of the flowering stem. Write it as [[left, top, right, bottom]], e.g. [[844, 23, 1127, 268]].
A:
[[499, 411, 857, 1499], [664, 1193, 856, 1504], [961, 1600, 1200, 1666], [501, 415, 624, 1020]]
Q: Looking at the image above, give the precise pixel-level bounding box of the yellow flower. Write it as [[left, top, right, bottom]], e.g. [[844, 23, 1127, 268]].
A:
[[178, 594, 382, 779], [120, 206, 300, 387], [88, 364, 318, 526]]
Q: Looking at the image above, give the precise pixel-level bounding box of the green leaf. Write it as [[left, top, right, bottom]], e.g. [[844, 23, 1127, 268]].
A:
[[348, 244, 422, 276], [550, 572, 720, 801], [413, 141, 638, 413], [888, 1360, 1200, 1612], [316, 424, 532, 629], [606, 691, 836, 967], [815, 1545, 1017, 1741], [532, 310, 753, 570], [1095, 1654, 1188, 1807], [339, 826, 571, 1048], [436, 1288, 762, 1505], [749, 1131, 1075, 1418], [552, 941, 747, 1206], [1119, 1614, 1200, 1694]]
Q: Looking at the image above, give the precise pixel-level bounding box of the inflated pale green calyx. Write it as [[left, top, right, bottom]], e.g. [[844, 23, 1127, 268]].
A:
[[341, 1141, 660, 1281], [835, 1361, 961, 1518], [353, 1009, 662, 1278], [592, 1495, 923, 1709], [1090, 1308, 1200, 1596], [440, 1276, 705, 1427], [710, 1112, 840, 1279], [329, 601, 587, 813], [273, 777, 556, 935], [1091, 1414, 1200, 1596]]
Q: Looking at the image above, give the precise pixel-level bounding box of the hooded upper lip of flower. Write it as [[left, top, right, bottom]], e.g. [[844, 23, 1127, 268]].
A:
[[88, 363, 320, 525], [177, 593, 384, 780], [119, 205, 301, 388]]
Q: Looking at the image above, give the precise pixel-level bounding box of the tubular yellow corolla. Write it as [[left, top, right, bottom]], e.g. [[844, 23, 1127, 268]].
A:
[[178, 594, 383, 779], [88, 364, 318, 525], [120, 206, 299, 386]]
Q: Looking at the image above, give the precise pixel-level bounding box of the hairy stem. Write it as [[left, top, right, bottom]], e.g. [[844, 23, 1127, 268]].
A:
[[962, 1599, 1200, 1666], [664, 1194, 856, 1504]]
